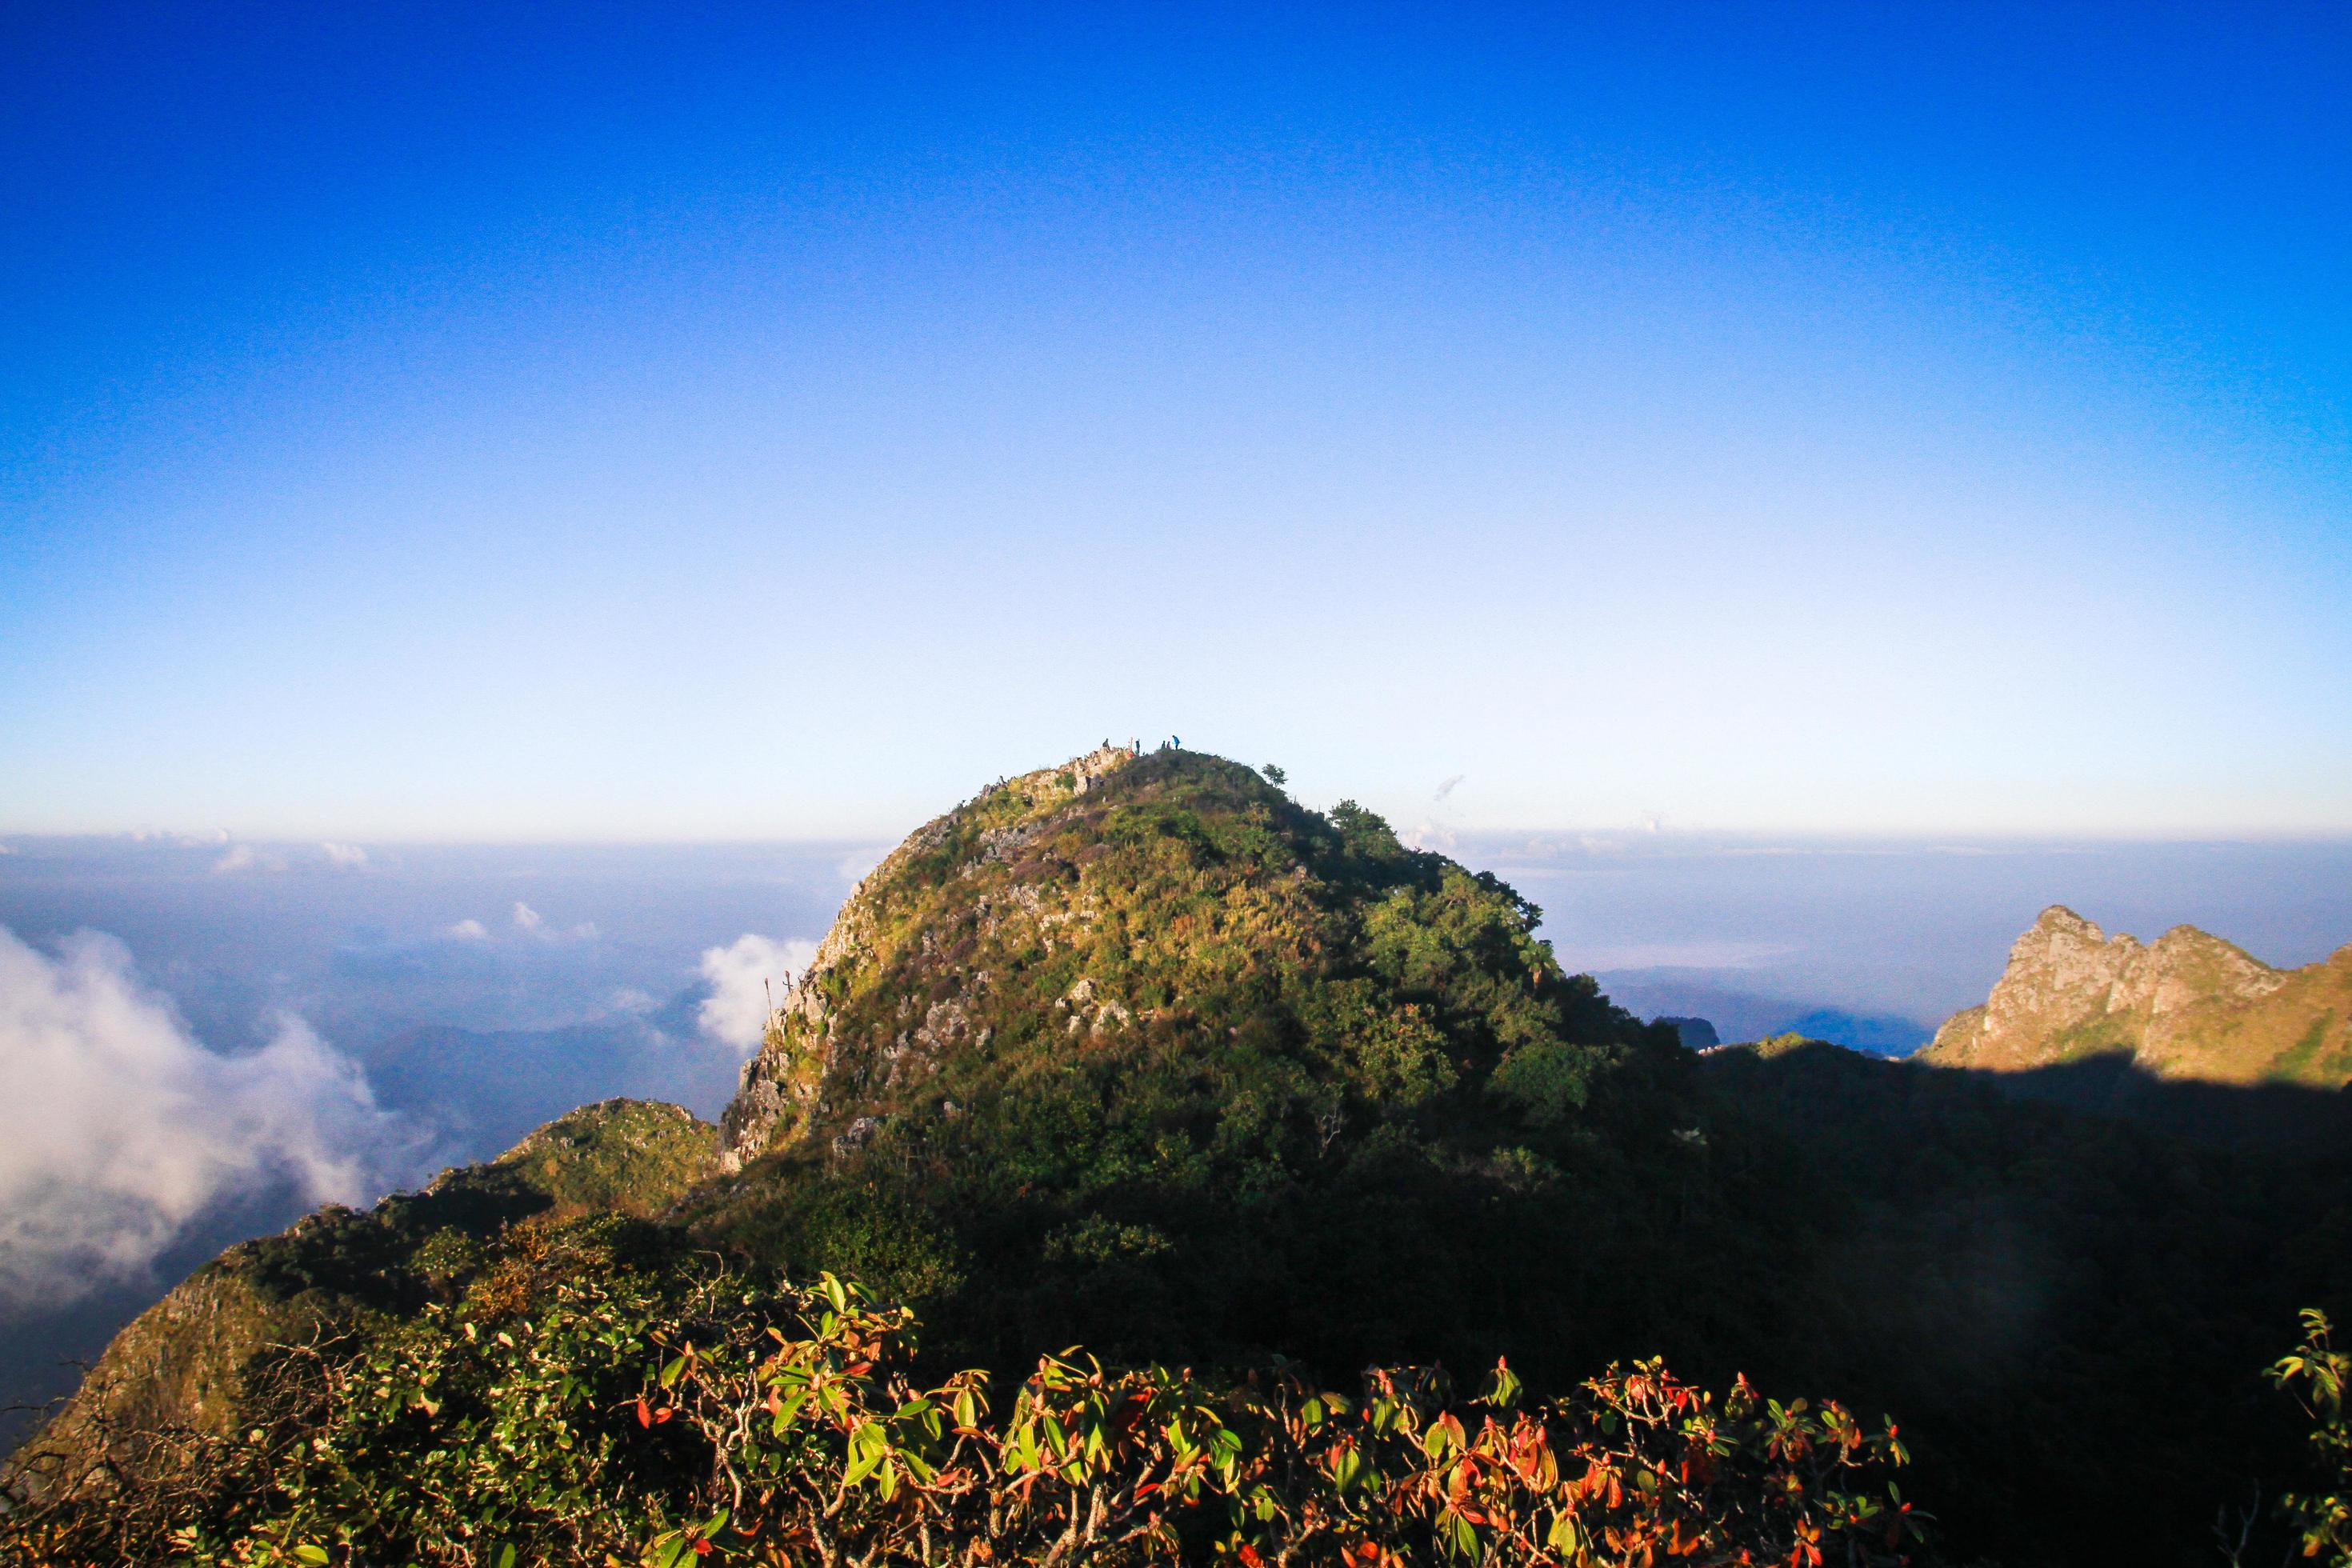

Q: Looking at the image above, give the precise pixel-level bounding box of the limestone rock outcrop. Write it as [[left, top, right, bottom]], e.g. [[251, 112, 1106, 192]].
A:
[[716, 746, 1141, 1171], [1919, 905, 2352, 1086]]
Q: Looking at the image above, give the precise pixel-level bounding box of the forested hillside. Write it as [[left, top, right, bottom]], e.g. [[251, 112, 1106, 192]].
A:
[[13, 750, 2352, 1567]]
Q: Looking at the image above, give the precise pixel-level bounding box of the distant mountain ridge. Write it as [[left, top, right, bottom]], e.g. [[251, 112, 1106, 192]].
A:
[[1919, 904, 2352, 1087]]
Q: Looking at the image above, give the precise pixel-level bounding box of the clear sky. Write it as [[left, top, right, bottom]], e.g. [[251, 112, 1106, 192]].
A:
[[3, 2, 2347, 839]]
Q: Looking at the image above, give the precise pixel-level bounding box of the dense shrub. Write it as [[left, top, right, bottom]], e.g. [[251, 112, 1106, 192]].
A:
[[2271, 1310, 2352, 1566], [2, 1220, 1919, 1568]]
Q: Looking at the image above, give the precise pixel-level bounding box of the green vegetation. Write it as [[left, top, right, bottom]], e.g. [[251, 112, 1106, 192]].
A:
[[2269, 1017, 2352, 1088], [2036, 1013, 2140, 1064], [16, 749, 2352, 1566], [2270, 1310, 2352, 1566], [28, 1101, 716, 1479], [2, 1218, 1918, 1567], [701, 753, 1682, 1381], [490, 1100, 717, 1220]]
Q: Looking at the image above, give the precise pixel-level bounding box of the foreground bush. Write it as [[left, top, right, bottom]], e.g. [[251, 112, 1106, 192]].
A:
[[2272, 1310, 2352, 1566], [4, 1219, 1921, 1567]]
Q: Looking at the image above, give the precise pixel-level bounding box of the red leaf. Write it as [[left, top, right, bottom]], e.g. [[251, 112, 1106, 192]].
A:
[[1240, 1546, 1265, 1568], [654, 1407, 674, 1425], [636, 1398, 652, 1428]]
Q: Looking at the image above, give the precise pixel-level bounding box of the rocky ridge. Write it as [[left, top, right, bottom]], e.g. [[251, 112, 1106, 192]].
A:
[[716, 743, 1142, 1170], [1919, 904, 2352, 1086]]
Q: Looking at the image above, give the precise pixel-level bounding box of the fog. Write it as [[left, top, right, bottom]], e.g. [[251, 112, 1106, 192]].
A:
[[0, 928, 397, 1310]]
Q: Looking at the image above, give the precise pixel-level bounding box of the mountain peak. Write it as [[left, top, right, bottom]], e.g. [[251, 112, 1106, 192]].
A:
[[715, 742, 1175, 1171], [1920, 906, 2346, 1090], [709, 743, 1657, 1189], [2034, 904, 2104, 940]]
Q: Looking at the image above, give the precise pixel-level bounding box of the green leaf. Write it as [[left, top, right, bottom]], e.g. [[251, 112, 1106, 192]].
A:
[[1546, 1512, 1581, 1554], [293, 1548, 330, 1566]]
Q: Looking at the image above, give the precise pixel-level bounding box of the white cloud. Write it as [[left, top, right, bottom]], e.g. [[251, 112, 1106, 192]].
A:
[[319, 842, 368, 869], [445, 918, 490, 941], [212, 843, 288, 874], [697, 934, 818, 1054], [0, 926, 402, 1310], [510, 902, 596, 943]]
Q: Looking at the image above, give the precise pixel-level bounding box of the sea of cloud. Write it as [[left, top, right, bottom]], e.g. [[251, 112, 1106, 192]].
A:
[[0, 840, 869, 1342], [0, 927, 401, 1310]]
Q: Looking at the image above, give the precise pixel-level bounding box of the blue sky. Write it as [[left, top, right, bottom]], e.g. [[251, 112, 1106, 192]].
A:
[[4, 2, 2348, 838]]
